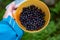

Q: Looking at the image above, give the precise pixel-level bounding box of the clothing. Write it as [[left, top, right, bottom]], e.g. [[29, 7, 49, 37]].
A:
[[0, 16, 23, 40]]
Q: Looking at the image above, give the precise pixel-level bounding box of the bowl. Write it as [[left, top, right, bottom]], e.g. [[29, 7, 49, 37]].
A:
[[13, 0, 50, 33]]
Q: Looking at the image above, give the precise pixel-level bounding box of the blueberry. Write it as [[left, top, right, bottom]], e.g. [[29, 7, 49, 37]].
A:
[[20, 5, 45, 31]]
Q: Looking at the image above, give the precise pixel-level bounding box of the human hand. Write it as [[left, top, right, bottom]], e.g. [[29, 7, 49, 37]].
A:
[[3, 2, 16, 18]]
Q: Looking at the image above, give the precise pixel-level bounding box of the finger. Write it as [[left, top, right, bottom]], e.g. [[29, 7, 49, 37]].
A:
[[13, 10, 16, 14], [6, 2, 15, 12]]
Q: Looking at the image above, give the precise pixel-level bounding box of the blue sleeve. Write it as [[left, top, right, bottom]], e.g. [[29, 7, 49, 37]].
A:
[[0, 16, 24, 40]]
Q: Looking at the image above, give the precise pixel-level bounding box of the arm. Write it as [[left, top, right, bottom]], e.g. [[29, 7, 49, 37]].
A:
[[0, 2, 24, 40], [0, 17, 17, 40]]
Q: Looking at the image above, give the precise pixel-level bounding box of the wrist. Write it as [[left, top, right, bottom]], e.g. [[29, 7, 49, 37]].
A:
[[3, 11, 13, 18]]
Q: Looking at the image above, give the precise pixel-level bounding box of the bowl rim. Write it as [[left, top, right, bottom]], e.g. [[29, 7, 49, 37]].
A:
[[13, 0, 50, 33]]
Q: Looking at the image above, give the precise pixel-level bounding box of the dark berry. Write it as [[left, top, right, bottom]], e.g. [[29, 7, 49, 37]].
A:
[[20, 5, 45, 31]]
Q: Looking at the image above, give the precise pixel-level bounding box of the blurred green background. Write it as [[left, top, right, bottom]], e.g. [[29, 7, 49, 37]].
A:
[[0, 0, 60, 40]]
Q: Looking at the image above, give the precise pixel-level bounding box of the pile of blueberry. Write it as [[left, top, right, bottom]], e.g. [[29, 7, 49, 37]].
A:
[[20, 5, 45, 31]]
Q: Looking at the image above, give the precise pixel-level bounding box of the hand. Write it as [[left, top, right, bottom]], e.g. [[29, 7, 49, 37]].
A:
[[3, 2, 16, 18]]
